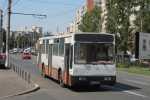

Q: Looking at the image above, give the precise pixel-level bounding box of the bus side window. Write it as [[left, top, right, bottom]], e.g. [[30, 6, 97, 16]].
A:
[[65, 44, 69, 70], [65, 44, 72, 69], [69, 46, 73, 69]]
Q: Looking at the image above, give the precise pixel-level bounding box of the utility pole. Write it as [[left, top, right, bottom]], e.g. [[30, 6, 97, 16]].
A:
[[5, 0, 12, 68], [0, 9, 3, 53]]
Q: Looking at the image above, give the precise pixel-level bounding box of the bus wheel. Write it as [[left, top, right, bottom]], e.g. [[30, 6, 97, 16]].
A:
[[58, 70, 65, 87]]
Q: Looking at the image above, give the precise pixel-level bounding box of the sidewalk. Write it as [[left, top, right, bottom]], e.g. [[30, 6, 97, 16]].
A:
[[0, 69, 31, 98]]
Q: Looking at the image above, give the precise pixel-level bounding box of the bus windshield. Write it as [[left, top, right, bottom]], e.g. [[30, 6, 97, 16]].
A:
[[74, 43, 114, 64]]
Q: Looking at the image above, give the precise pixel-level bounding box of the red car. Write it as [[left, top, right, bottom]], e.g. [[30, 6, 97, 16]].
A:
[[22, 52, 31, 59], [0, 53, 6, 66]]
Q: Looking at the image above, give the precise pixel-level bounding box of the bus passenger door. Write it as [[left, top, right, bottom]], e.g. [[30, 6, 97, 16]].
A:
[[64, 44, 72, 84], [48, 44, 52, 76], [37, 44, 41, 68]]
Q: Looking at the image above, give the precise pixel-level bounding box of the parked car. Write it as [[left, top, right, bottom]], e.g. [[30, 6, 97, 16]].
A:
[[22, 50, 31, 60], [13, 48, 20, 53], [130, 55, 138, 63], [9, 50, 14, 54], [19, 49, 24, 53], [0, 53, 6, 66]]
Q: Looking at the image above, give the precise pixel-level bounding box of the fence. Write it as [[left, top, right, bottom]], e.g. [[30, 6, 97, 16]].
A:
[[9, 60, 31, 84], [116, 54, 131, 64], [116, 54, 150, 68]]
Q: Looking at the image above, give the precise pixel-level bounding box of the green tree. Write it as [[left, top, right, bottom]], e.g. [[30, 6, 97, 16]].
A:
[[134, 0, 150, 32], [16, 34, 22, 48], [16, 34, 31, 49], [106, 0, 136, 53], [79, 6, 101, 32], [9, 32, 16, 49]]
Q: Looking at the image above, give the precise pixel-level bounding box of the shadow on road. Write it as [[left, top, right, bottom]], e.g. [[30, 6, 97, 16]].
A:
[[113, 82, 141, 91], [70, 82, 141, 93], [0, 65, 10, 70], [70, 85, 110, 92], [45, 75, 141, 93]]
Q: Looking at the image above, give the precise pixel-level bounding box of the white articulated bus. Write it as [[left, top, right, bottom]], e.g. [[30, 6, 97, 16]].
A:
[[37, 32, 116, 87]]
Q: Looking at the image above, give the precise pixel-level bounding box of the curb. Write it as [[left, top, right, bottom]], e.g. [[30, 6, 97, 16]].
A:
[[0, 83, 40, 100]]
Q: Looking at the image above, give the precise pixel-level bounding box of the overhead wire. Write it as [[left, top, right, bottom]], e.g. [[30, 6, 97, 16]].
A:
[[51, 7, 77, 18], [3, 0, 22, 17], [2, 0, 83, 31], [11, 0, 80, 19], [2, 0, 84, 17], [26, 0, 83, 7], [13, 0, 22, 7], [1, 0, 7, 9], [2, 0, 8, 17], [27, 0, 83, 18], [2, 0, 23, 30]]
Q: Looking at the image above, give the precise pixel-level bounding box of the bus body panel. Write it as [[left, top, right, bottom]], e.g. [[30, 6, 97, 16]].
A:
[[50, 56, 65, 80], [52, 56, 64, 70], [70, 64, 116, 76], [41, 54, 48, 66], [69, 75, 116, 86], [68, 64, 116, 86]]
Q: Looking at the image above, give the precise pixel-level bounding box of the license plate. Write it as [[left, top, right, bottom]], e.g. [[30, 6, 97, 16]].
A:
[[90, 81, 100, 85]]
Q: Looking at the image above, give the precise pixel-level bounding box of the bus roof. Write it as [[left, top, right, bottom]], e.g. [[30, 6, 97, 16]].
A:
[[39, 32, 114, 40]]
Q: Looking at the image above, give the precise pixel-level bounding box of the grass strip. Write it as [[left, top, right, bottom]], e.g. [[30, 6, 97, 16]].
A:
[[117, 63, 150, 76]]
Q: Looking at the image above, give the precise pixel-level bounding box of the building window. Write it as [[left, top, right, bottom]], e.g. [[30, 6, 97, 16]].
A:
[[45, 40, 49, 54], [46, 40, 49, 44], [41, 44, 45, 54], [143, 39, 147, 51], [53, 44, 58, 56], [43, 40, 45, 44], [94, 0, 101, 7]]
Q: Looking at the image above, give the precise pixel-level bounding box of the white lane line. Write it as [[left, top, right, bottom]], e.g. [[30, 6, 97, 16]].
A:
[[125, 79, 149, 86], [107, 86, 148, 98], [123, 90, 147, 98]]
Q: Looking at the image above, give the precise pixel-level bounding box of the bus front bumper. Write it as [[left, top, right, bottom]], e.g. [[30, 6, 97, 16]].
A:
[[70, 76, 116, 86]]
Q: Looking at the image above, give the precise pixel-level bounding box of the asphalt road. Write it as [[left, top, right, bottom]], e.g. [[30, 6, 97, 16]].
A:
[[4, 54, 150, 100]]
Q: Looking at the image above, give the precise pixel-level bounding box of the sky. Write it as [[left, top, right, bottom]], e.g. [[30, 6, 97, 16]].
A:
[[0, 0, 85, 33]]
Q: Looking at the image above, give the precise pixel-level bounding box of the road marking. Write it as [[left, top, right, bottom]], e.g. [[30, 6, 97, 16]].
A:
[[125, 79, 149, 86], [123, 90, 147, 98], [106, 86, 148, 98]]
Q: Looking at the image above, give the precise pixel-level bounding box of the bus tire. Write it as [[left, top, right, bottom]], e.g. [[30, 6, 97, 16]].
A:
[[58, 69, 65, 87], [42, 63, 46, 78]]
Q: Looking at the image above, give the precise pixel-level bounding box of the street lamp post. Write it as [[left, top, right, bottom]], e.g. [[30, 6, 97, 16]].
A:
[[0, 9, 3, 53], [5, 0, 12, 68]]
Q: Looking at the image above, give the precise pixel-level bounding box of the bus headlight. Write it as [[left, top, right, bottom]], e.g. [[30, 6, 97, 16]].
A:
[[79, 77, 86, 81], [108, 77, 112, 81], [104, 77, 112, 81]]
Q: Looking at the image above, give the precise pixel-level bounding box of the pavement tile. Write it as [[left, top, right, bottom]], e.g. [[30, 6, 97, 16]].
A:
[[0, 69, 30, 97]]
